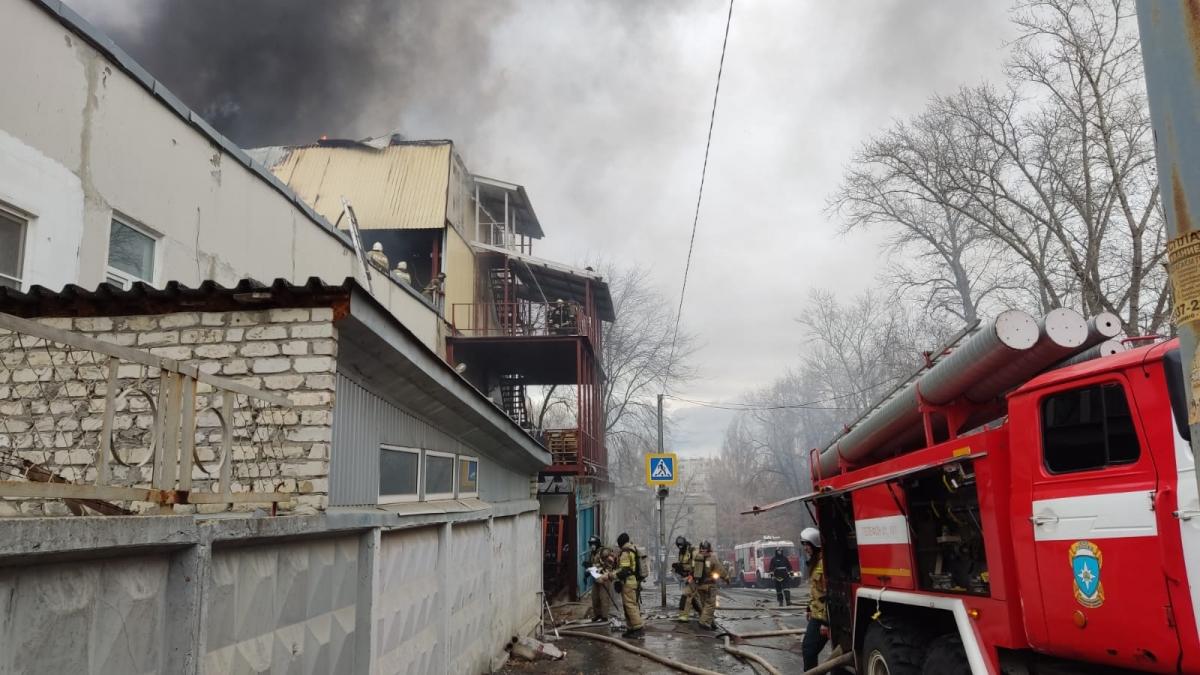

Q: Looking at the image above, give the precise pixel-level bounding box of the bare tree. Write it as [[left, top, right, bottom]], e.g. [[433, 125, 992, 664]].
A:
[[575, 264, 698, 496], [830, 0, 1167, 334], [711, 291, 948, 551]]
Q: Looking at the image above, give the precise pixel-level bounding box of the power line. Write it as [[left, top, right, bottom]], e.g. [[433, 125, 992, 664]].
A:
[[667, 0, 735, 368], [663, 375, 905, 412]]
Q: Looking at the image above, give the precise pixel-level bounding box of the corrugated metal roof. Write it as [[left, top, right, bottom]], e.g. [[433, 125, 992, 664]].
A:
[[0, 277, 354, 317], [472, 243, 615, 321], [263, 142, 454, 231], [475, 176, 544, 239], [0, 276, 549, 469]]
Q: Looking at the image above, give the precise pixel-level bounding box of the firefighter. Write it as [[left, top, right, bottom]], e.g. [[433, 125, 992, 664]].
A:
[[582, 535, 610, 620], [609, 532, 644, 639], [672, 536, 700, 622], [770, 547, 793, 606], [800, 527, 829, 670], [694, 540, 727, 630]]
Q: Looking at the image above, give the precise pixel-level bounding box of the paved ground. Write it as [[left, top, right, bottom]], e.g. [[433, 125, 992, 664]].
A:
[[500, 583, 823, 674]]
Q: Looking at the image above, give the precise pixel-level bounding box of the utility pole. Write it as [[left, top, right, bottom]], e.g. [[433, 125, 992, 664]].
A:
[[657, 394, 667, 608], [1138, 3, 1200, 502]]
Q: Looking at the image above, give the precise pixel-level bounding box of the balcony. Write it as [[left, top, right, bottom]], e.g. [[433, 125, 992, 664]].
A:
[[450, 301, 594, 341], [540, 428, 605, 477]]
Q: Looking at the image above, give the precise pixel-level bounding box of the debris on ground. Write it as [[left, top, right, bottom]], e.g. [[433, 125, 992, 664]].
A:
[[505, 636, 566, 662]]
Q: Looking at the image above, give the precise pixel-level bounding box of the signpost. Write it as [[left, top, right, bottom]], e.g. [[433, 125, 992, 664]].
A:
[[644, 453, 678, 487], [648, 441, 678, 608]]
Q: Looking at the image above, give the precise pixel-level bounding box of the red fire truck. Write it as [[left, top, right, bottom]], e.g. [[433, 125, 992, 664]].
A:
[[732, 536, 802, 588], [748, 309, 1200, 673]]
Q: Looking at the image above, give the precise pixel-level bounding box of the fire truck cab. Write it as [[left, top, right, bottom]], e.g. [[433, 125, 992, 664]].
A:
[[806, 338, 1200, 674]]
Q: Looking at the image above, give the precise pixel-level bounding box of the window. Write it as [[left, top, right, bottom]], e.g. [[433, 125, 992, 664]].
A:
[[107, 217, 156, 288], [425, 450, 456, 500], [0, 207, 26, 290], [459, 456, 479, 497], [379, 445, 420, 502], [379, 446, 481, 503], [1041, 382, 1140, 474]]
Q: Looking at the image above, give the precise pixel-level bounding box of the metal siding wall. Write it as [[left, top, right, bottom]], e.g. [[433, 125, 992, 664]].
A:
[[376, 527, 442, 673], [0, 554, 170, 675], [203, 537, 358, 675], [332, 372, 532, 507]]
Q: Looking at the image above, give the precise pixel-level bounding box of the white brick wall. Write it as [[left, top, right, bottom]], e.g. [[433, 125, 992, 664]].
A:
[[0, 307, 339, 517]]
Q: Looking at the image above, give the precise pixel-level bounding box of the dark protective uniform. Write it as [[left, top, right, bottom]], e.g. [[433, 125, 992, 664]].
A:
[[770, 549, 793, 606], [676, 545, 699, 620]]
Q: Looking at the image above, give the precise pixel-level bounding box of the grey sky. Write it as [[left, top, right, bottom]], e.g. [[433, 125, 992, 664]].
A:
[[71, 0, 1016, 458]]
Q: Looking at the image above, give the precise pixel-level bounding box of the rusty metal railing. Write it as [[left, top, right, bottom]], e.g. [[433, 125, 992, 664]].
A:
[[450, 301, 593, 339]]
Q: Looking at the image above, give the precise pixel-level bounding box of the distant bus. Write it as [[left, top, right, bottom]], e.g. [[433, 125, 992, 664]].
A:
[[733, 536, 801, 588]]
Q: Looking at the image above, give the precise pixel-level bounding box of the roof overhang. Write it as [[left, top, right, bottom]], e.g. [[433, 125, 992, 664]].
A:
[[342, 287, 550, 472], [0, 277, 551, 473], [474, 175, 545, 239], [472, 243, 615, 322]]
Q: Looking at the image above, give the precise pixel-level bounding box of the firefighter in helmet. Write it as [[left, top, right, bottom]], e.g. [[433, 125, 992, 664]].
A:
[[770, 547, 793, 606], [603, 532, 644, 639], [694, 540, 727, 630], [800, 527, 829, 670], [582, 535, 611, 620], [672, 536, 701, 622]]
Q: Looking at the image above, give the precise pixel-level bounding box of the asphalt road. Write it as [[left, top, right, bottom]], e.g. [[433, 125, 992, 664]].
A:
[[500, 582, 817, 674]]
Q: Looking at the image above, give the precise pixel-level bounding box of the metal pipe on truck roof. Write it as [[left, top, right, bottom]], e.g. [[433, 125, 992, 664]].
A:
[[1055, 338, 1126, 369], [1085, 312, 1123, 345], [962, 308, 1088, 403], [818, 310, 1038, 476]]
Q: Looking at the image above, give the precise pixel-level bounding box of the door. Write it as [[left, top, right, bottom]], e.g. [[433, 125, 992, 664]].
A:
[[1030, 376, 1179, 670]]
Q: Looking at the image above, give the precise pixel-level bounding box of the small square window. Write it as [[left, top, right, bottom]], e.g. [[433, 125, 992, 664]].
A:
[[107, 217, 156, 287], [379, 445, 420, 502], [425, 451, 455, 500], [0, 207, 26, 290], [459, 456, 479, 497], [1041, 382, 1140, 474]]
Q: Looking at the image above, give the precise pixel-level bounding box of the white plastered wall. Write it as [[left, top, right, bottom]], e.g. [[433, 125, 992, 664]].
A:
[[0, 1, 440, 349], [0, 128, 85, 290]]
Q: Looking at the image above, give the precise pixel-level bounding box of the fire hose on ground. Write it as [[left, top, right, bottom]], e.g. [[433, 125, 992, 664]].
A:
[[560, 625, 856, 675], [557, 629, 725, 675]]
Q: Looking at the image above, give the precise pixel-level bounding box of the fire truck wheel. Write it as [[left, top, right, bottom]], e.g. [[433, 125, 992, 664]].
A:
[[920, 634, 968, 674], [861, 621, 926, 675]]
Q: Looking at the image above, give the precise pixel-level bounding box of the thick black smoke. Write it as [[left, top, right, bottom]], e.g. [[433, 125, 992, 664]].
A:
[[83, 0, 513, 147]]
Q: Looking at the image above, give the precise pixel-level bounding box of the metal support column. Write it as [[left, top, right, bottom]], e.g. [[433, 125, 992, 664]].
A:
[[657, 393, 666, 608], [1138, 2, 1200, 499]]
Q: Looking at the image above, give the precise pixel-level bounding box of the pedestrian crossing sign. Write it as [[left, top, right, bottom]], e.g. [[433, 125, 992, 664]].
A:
[[645, 453, 678, 486]]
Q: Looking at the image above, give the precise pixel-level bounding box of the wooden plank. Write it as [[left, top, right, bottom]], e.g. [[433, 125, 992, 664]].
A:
[[195, 372, 293, 408], [218, 392, 233, 497], [0, 312, 292, 407], [151, 371, 171, 489], [160, 372, 183, 490], [0, 480, 157, 502], [0, 312, 169, 370], [178, 375, 196, 491], [96, 355, 118, 486], [186, 491, 291, 504]]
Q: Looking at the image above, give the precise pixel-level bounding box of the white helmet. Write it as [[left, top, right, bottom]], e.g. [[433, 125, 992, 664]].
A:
[[800, 527, 821, 548]]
